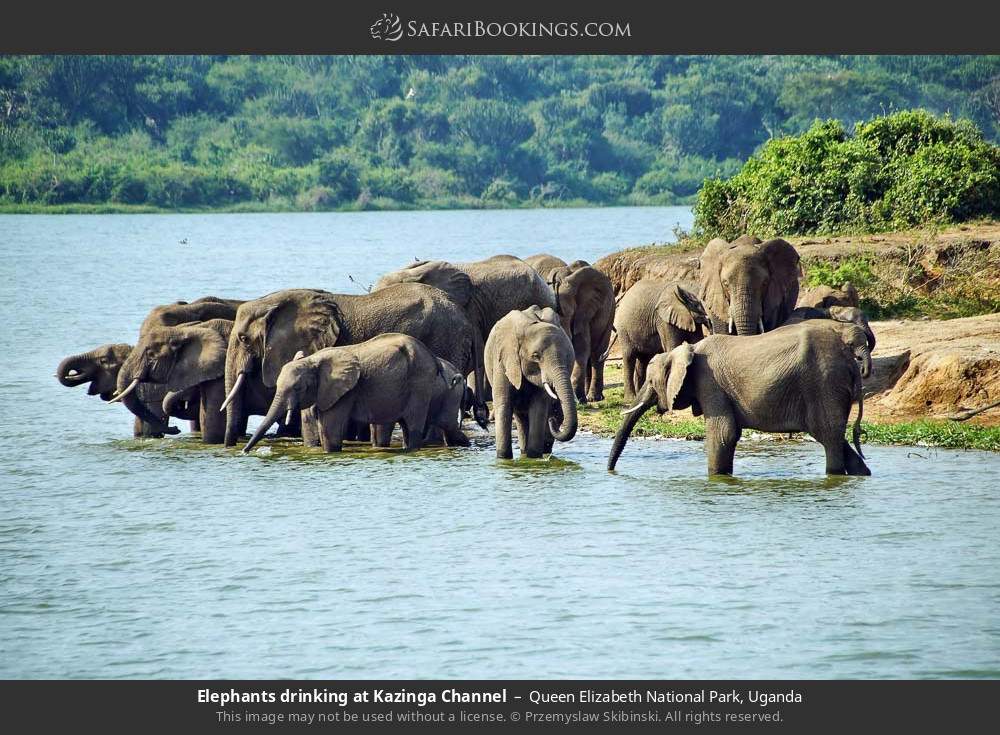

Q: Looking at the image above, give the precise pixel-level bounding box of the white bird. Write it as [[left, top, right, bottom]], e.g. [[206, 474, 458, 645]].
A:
[[405, 87, 416, 100]]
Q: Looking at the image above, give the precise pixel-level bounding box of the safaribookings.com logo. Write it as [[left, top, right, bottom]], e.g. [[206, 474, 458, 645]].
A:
[[370, 13, 631, 42]]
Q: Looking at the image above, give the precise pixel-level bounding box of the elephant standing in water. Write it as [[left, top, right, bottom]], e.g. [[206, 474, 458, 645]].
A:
[[614, 279, 713, 402], [485, 306, 578, 459], [698, 236, 801, 335], [374, 255, 556, 401], [609, 322, 870, 477], [243, 334, 470, 453], [222, 285, 479, 447], [112, 319, 273, 444], [56, 296, 243, 437]]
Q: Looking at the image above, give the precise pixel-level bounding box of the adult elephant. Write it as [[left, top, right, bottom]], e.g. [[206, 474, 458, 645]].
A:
[[112, 319, 273, 444], [524, 253, 568, 280], [613, 279, 712, 402], [373, 255, 557, 400], [698, 236, 801, 335], [609, 322, 870, 477], [221, 285, 479, 447], [484, 306, 577, 459], [57, 296, 243, 437], [243, 335, 470, 454], [797, 282, 859, 310]]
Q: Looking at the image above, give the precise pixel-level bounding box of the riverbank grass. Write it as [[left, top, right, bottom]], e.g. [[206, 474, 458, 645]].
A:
[[580, 364, 1000, 451]]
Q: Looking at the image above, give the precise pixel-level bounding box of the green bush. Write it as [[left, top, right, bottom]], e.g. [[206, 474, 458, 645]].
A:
[[695, 110, 1000, 238]]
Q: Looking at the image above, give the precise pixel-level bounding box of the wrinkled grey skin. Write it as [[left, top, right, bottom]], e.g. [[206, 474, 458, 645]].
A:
[[524, 254, 568, 280], [783, 306, 876, 377], [57, 296, 243, 437], [374, 255, 556, 404], [609, 322, 870, 477], [114, 319, 274, 444], [545, 262, 615, 403], [797, 282, 859, 310], [244, 334, 469, 453], [224, 286, 477, 447], [484, 306, 578, 459], [698, 236, 801, 336], [614, 279, 713, 402]]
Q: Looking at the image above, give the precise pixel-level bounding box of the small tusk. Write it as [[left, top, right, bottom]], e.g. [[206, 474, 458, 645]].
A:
[[285, 409, 294, 426], [621, 403, 645, 415], [543, 382, 559, 400], [219, 372, 246, 412], [728, 316, 735, 335], [109, 377, 140, 403], [758, 317, 765, 334]]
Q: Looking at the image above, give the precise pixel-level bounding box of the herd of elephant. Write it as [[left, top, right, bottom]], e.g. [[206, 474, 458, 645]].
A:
[[57, 237, 876, 476]]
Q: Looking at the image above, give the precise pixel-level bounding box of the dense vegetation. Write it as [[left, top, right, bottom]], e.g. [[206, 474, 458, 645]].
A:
[[2, 55, 999, 211], [695, 111, 1000, 238]]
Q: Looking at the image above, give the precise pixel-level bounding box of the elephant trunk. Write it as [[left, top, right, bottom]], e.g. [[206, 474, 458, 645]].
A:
[[731, 287, 762, 335], [546, 372, 578, 443], [242, 388, 289, 453], [56, 352, 93, 387], [608, 382, 656, 471], [858, 345, 872, 379]]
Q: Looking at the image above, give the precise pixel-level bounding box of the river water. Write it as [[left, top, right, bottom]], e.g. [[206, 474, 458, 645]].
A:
[[2, 207, 998, 678]]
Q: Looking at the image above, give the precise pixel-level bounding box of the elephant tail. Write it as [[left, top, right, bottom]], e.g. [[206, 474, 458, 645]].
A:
[[852, 387, 866, 460], [600, 327, 618, 363]]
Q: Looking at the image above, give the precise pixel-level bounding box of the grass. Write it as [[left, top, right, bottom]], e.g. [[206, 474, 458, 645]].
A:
[[580, 364, 1000, 451]]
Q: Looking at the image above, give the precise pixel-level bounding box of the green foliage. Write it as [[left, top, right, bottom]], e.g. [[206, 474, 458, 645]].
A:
[[803, 256, 877, 290], [695, 111, 1000, 237], [2, 56, 1000, 211]]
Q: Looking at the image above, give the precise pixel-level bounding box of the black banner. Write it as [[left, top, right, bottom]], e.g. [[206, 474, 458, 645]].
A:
[[1, 0, 999, 53], [1, 680, 997, 732]]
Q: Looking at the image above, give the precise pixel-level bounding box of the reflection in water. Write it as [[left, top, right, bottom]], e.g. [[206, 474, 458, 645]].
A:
[[2, 210, 1000, 679]]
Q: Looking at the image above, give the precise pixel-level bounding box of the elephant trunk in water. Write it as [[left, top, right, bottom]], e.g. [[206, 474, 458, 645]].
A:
[[546, 371, 578, 442], [607, 382, 656, 470], [223, 345, 251, 447], [242, 389, 290, 454]]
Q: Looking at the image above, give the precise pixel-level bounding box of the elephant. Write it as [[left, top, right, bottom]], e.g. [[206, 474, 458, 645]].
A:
[[57, 296, 243, 438], [112, 319, 274, 443], [609, 321, 870, 477], [524, 253, 568, 279], [484, 306, 578, 459], [783, 305, 876, 372], [374, 255, 557, 402], [243, 334, 469, 453], [797, 282, 859, 310], [698, 235, 801, 335], [222, 285, 479, 447], [545, 262, 616, 403], [613, 279, 713, 402]]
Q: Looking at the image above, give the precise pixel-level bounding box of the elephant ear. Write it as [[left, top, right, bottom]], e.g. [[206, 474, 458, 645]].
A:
[[526, 305, 561, 326], [383, 260, 473, 307], [663, 342, 695, 413], [496, 313, 529, 390], [698, 238, 732, 324], [262, 292, 341, 387], [760, 238, 801, 329], [166, 325, 228, 393], [656, 283, 699, 333], [316, 353, 362, 412]]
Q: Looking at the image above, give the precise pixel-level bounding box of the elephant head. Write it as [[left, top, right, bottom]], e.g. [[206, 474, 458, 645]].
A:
[[495, 306, 578, 442], [798, 282, 859, 310], [223, 290, 341, 445], [113, 320, 230, 428], [243, 350, 361, 453], [57, 343, 133, 400], [658, 283, 714, 336], [828, 306, 876, 353], [825, 321, 873, 379], [547, 264, 614, 337], [699, 236, 800, 335], [609, 343, 696, 471]]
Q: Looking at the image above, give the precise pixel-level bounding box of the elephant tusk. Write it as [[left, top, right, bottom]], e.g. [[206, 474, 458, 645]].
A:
[[758, 317, 765, 334], [621, 403, 645, 415], [109, 377, 140, 403], [285, 409, 294, 426], [728, 316, 735, 335], [219, 372, 245, 412], [543, 382, 559, 400]]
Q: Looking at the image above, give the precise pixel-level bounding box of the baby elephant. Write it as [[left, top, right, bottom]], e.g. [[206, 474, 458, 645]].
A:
[[243, 334, 468, 453], [485, 305, 578, 459]]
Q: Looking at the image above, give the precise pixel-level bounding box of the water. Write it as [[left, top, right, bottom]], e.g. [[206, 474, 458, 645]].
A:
[[2, 207, 999, 679]]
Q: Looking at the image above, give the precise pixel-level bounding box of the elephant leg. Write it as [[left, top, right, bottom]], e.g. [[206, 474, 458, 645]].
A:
[[318, 407, 351, 453], [442, 424, 471, 447], [634, 357, 648, 394], [134, 416, 165, 439], [705, 412, 740, 476], [300, 408, 321, 447], [588, 357, 606, 403], [423, 426, 445, 445], [842, 440, 872, 476], [400, 405, 428, 451], [820, 438, 847, 475], [372, 422, 394, 448], [513, 410, 529, 457], [526, 395, 550, 458], [199, 382, 226, 444], [189, 415, 201, 433], [571, 332, 590, 404], [622, 347, 638, 403], [492, 378, 514, 460], [276, 410, 302, 438]]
